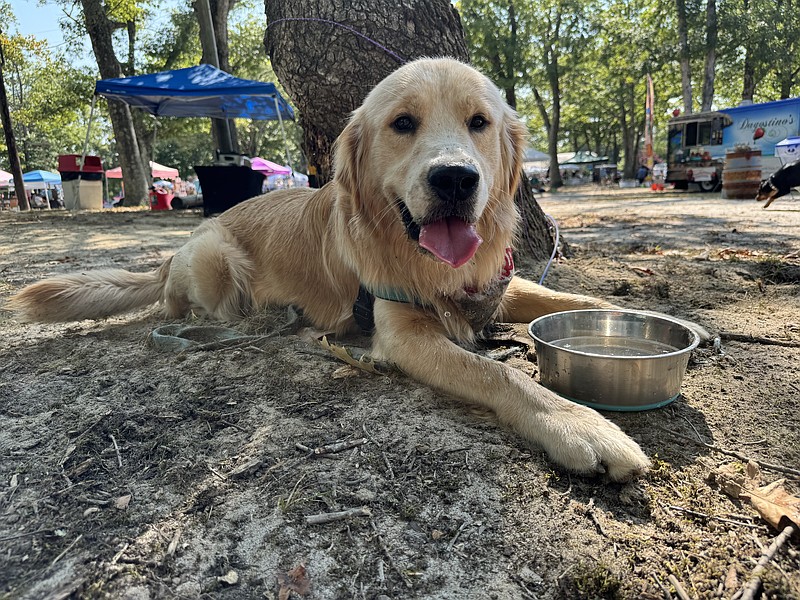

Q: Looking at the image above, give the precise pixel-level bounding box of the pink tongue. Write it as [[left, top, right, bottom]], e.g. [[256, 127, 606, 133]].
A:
[[419, 217, 483, 268]]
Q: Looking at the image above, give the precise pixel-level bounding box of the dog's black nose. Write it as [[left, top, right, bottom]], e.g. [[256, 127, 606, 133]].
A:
[[428, 165, 480, 203]]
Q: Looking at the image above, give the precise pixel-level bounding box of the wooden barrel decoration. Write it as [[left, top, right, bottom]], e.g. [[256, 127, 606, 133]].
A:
[[721, 149, 762, 199]]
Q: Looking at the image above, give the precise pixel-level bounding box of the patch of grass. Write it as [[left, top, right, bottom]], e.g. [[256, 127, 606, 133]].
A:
[[753, 257, 800, 284], [568, 561, 623, 599]]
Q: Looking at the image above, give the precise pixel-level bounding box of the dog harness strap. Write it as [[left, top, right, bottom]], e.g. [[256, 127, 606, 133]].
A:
[[352, 248, 515, 334], [352, 284, 418, 334], [353, 285, 376, 333]]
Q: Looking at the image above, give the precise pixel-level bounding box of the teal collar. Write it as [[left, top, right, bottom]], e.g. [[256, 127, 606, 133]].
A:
[[367, 285, 415, 304]]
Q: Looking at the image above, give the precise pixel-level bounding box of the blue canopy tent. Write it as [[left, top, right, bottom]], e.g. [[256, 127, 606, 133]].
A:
[[23, 170, 62, 184], [93, 64, 294, 121], [82, 64, 296, 171], [82, 65, 297, 214]]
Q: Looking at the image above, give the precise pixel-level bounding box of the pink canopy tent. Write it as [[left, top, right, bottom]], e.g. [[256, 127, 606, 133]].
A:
[[0, 169, 12, 183], [105, 161, 179, 179], [251, 157, 291, 175]]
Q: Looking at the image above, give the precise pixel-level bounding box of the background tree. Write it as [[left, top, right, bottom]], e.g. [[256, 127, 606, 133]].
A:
[[460, 0, 535, 110], [79, 0, 149, 203], [264, 0, 554, 261], [675, 0, 693, 113], [700, 0, 717, 111], [0, 7, 112, 174]]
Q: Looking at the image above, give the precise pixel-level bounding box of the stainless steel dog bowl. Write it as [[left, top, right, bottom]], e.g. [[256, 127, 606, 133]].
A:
[[528, 309, 699, 411]]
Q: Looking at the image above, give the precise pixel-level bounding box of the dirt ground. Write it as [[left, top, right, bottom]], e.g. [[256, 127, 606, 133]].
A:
[[1, 187, 799, 600]]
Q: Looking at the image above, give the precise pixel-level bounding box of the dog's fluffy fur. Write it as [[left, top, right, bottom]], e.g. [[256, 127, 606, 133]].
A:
[[9, 58, 668, 480]]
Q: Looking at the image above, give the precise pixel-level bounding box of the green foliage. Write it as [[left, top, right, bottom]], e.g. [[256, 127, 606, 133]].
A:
[[459, 0, 800, 171], [0, 17, 112, 171]]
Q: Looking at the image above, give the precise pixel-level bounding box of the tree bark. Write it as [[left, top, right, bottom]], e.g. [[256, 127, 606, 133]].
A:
[[193, 0, 239, 153], [740, 0, 756, 102], [80, 0, 150, 205], [264, 0, 552, 261], [742, 50, 756, 102], [542, 15, 563, 191], [700, 0, 717, 111], [676, 0, 693, 114], [0, 56, 29, 211]]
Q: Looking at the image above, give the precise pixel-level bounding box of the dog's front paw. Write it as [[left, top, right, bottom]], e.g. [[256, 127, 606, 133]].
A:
[[537, 403, 651, 481]]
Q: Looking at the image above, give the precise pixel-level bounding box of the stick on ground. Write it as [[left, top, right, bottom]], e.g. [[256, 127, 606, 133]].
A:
[[738, 524, 797, 600], [305, 507, 371, 525]]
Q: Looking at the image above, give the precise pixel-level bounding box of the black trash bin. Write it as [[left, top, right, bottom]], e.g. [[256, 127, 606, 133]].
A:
[[194, 165, 265, 217]]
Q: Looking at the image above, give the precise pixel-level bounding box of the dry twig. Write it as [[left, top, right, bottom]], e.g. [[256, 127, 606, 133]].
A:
[[659, 427, 800, 478], [305, 507, 371, 525], [664, 504, 765, 530], [109, 435, 122, 468], [371, 519, 413, 589], [51, 534, 83, 567], [738, 524, 797, 600], [719, 332, 800, 348], [297, 438, 368, 457], [668, 573, 691, 600]]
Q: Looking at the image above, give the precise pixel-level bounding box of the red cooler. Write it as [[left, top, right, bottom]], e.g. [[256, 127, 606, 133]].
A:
[[150, 188, 173, 210]]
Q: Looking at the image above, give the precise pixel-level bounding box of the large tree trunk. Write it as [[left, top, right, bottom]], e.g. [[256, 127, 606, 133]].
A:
[[193, 0, 239, 153], [264, 0, 553, 261], [0, 63, 28, 210], [676, 0, 693, 114], [619, 85, 638, 179], [741, 50, 756, 102], [81, 0, 150, 205], [700, 0, 717, 111], [740, 0, 756, 102]]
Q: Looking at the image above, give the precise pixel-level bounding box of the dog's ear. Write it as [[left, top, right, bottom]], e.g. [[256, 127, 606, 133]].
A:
[[333, 116, 368, 210], [500, 108, 529, 196]]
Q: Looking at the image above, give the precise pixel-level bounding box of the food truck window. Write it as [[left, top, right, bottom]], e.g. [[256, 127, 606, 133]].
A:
[[685, 122, 698, 146], [668, 128, 683, 162], [711, 117, 724, 144], [699, 122, 713, 145]]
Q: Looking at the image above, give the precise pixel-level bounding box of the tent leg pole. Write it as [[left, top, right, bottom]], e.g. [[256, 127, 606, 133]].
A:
[[150, 118, 158, 185], [80, 95, 97, 170], [274, 96, 294, 172]]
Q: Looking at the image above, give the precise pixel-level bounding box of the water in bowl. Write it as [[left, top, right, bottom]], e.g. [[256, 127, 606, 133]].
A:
[[551, 335, 679, 357]]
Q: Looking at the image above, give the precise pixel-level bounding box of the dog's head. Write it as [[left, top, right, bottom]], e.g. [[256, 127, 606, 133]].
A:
[[756, 178, 778, 202], [334, 58, 527, 269]]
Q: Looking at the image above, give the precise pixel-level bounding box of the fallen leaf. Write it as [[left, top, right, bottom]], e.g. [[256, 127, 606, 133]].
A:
[[713, 460, 761, 498], [318, 336, 390, 375], [741, 479, 800, 531], [332, 365, 366, 379], [713, 461, 800, 531], [218, 570, 239, 585], [278, 563, 310, 600]]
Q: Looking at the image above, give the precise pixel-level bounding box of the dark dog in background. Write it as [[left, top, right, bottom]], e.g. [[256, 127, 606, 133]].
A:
[[756, 158, 800, 208]]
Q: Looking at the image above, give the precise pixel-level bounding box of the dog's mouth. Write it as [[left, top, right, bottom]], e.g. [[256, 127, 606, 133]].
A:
[[397, 200, 483, 268], [756, 183, 778, 201]]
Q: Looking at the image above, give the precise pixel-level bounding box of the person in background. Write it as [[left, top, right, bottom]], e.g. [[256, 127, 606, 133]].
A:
[[30, 191, 47, 209], [636, 164, 649, 185]]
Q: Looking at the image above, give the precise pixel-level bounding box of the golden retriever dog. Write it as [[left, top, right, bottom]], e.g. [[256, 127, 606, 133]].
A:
[[8, 58, 697, 481]]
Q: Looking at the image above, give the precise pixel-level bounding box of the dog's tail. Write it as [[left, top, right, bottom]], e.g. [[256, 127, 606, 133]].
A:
[[6, 258, 172, 322]]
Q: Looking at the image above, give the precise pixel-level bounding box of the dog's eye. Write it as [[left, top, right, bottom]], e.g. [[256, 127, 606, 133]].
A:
[[392, 116, 416, 133], [469, 115, 489, 131]]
